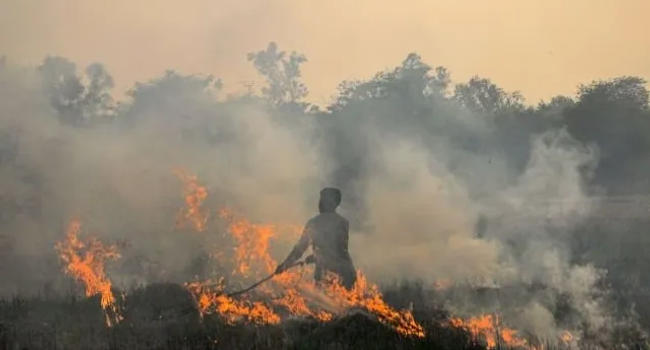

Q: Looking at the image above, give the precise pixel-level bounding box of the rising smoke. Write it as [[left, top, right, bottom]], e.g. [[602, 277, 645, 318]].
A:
[[0, 43, 648, 345]]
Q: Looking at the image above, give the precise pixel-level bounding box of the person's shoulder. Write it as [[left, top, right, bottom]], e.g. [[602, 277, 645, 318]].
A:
[[306, 214, 321, 225], [334, 212, 349, 225], [309, 212, 346, 222]]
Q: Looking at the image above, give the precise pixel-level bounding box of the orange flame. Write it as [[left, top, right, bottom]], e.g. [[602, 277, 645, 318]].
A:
[[175, 169, 209, 232], [269, 270, 335, 322], [450, 314, 528, 349], [449, 314, 578, 349], [55, 219, 122, 326], [560, 330, 574, 344], [320, 272, 425, 337], [186, 206, 424, 337], [219, 208, 276, 277], [186, 281, 280, 324]]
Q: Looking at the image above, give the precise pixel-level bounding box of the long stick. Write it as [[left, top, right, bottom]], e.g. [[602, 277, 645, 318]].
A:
[[226, 259, 311, 297], [227, 273, 276, 297]]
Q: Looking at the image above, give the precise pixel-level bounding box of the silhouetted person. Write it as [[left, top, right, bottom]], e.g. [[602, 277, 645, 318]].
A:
[[275, 187, 357, 289]]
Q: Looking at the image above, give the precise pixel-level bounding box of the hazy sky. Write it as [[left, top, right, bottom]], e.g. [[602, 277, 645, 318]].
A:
[[1, 0, 649, 105]]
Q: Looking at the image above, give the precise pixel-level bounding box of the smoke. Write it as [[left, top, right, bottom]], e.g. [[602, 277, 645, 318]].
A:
[[0, 58, 321, 292], [0, 47, 648, 346], [331, 88, 609, 341]]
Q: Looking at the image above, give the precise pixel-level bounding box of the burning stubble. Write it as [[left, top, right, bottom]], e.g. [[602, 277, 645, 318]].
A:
[[1, 41, 649, 348]]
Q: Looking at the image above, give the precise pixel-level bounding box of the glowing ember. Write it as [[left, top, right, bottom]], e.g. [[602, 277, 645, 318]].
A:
[[55, 219, 122, 327], [175, 169, 209, 232], [450, 314, 528, 349]]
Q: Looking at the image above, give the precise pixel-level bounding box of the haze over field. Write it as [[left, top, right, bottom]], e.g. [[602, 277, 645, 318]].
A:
[[2, 0, 649, 105], [1, 1, 650, 348]]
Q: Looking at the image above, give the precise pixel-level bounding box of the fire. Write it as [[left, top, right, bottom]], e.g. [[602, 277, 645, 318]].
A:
[[218, 208, 276, 276], [171, 172, 423, 337], [175, 169, 209, 232], [186, 281, 280, 324], [450, 314, 527, 348], [185, 205, 424, 337], [449, 314, 577, 349], [560, 330, 574, 344], [55, 219, 122, 327], [269, 270, 335, 322], [320, 272, 425, 337]]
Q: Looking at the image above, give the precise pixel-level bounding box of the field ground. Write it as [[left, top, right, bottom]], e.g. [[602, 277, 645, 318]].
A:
[[0, 282, 483, 350]]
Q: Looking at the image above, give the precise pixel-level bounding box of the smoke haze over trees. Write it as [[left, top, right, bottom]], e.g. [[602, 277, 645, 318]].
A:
[[0, 42, 649, 345]]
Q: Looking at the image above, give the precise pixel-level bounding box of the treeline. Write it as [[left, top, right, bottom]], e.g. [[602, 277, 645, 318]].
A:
[[2, 42, 650, 344], [30, 43, 650, 198]]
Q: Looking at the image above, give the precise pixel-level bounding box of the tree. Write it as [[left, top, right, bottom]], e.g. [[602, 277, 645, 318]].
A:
[[38, 57, 116, 125], [577, 76, 648, 112], [331, 53, 450, 111], [123, 70, 221, 132], [453, 76, 524, 115], [566, 76, 650, 193], [247, 42, 308, 106]]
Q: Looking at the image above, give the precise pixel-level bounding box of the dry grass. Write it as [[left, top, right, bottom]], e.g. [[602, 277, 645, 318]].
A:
[[0, 282, 483, 350]]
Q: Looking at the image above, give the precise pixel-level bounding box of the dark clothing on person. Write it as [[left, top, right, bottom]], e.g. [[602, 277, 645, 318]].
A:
[[279, 211, 357, 289]]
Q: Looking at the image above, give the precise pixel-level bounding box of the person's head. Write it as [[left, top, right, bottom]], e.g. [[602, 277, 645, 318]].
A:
[[318, 187, 341, 213]]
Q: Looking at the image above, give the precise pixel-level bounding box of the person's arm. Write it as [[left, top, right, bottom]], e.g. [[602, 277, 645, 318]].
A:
[[338, 219, 350, 255], [275, 222, 311, 273]]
